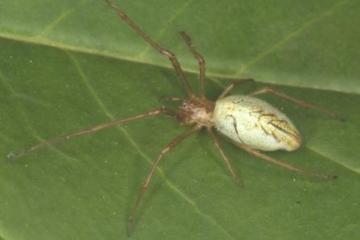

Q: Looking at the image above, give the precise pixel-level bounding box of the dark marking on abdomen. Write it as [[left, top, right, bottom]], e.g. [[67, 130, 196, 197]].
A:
[[226, 114, 244, 143]]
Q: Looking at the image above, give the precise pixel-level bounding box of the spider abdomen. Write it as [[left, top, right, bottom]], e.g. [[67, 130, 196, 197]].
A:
[[213, 95, 301, 151]]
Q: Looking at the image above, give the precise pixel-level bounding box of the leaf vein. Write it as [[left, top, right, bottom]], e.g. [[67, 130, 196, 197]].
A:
[[34, 0, 88, 38], [306, 146, 360, 175], [137, 0, 194, 59], [35, 9, 74, 38], [237, 0, 350, 75], [0, 68, 79, 162]]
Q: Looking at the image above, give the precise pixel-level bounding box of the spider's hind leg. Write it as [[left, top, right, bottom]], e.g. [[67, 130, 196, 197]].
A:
[[239, 144, 337, 180], [249, 87, 338, 118], [218, 78, 255, 99]]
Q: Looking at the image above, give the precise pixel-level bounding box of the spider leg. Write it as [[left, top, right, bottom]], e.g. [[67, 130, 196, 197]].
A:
[[8, 108, 168, 160], [239, 144, 336, 180], [160, 96, 184, 102], [128, 125, 201, 235], [179, 31, 206, 99], [249, 87, 338, 118], [105, 0, 194, 98], [218, 78, 254, 99], [208, 128, 243, 186]]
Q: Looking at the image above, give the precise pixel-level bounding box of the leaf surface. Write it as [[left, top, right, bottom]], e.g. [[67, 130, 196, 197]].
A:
[[0, 0, 359, 239]]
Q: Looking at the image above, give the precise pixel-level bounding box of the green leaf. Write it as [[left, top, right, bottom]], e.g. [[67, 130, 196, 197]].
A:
[[0, 0, 359, 240]]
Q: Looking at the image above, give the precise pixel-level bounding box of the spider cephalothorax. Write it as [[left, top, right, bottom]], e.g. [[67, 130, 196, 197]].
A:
[[177, 98, 215, 127]]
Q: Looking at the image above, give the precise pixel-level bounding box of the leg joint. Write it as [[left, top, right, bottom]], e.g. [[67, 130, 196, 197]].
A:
[[160, 146, 171, 155], [197, 56, 205, 64], [160, 48, 175, 59]]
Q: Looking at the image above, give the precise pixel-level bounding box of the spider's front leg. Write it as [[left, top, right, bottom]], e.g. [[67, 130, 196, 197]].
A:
[[8, 108, 169, 160], [105, 0, 194, 98]]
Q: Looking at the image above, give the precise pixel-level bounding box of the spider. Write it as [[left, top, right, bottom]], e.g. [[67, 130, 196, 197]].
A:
[[9, 0, 337, 235]]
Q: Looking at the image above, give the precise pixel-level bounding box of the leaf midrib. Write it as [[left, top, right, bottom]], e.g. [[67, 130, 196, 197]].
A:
[[0, 31, 357, 96]]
